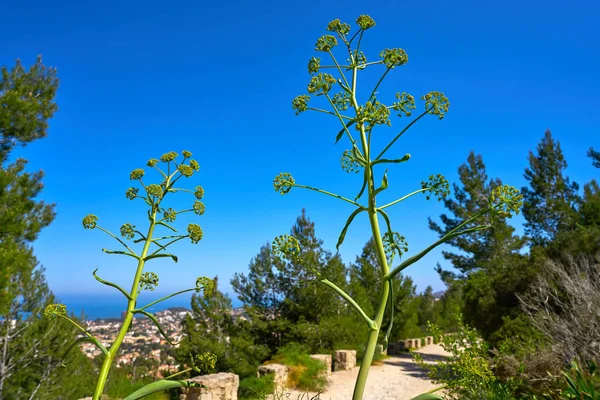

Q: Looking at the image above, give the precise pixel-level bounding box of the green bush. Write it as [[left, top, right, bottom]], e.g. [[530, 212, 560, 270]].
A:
[[238, 375, 274, 400], [270, 343, 327, 392]]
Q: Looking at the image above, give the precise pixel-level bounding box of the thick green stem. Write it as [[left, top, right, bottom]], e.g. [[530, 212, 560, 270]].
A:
[[92, 210, 157, 400]]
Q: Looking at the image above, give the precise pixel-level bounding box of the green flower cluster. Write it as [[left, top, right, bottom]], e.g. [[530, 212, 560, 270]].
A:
[[358, 99, 391, 129], [392, 92, 416, 117], [380, 48, 408, 68], [422, 91, 450, 120], [350, 50, 367, 66], [194, 186, 205, 199], [356, 15, 376, 30], [195, 276, 215, 296], [327, 19, 351, 36], [273, 173, 295, 195], [307, 73, 336, 95], [125, 187, 139, 200], [308, 57, 320, 75], [160, 151, 178, 162], [82, 214, 98, 229], [44, 303, 67, 319], [146, 184, 163, 198], [178, 164, 194, 177], [192, 352, 217, 373], [139, 271, 159, 291], [190, 159, 200, 171], [292, 95, 310, 115], [163, 208, 177, 223], [333, 92, 351, 111], [147, 158, 159, 167], [315, 35, 337, 52], [422, 174, 450, 201], [193, 201, 205, 215], [182, 150, 192, 158], [341, 150, 361, 173], [120, 223, 135, 240], [130, 169, 145, 180], [489, 185, 523, 218], [188, 224, 203, 244], [383, 231, 409, 259], [272, 234, 300, 260]]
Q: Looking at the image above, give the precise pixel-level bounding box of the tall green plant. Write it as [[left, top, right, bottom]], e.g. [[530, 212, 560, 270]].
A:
[[271, 15, 523, 399], [44, 151, 216, 400]]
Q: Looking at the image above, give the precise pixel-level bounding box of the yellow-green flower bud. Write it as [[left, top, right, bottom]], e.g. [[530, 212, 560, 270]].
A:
[[163, 208, 177, 223], [421, 174, 450, 201], [195, 276, 215, 296], [146, 184, 163, 198], [194, 186, 205, 199], [189, 159, 200, 171], [178, 164, 194, 177], [139, 271, 159, 291], [272, 234, 300, 260], [182, 150, 192, 158], [422, 91, 450, 120], [273, 173, 295, 195], [327, 19, 351, 36], [356, 15, 376, 30], [120, 223, 135, 240], [44, 303, 67, 319], [307, 73, 336, 95], [130, 169, 145, 180], [392, 92, 416, 117], [192, 352, 217, 373], [308, 57, 320, 75], [292, 95, 310, 115], [126, 187, 139, 200], [383, 232, 409, 259], [193, 201, 205, 216], [188, 224, 203, 244], [315, 35, 337, 52], [82, 214, 98, 229], [380, 48, 408, 68], [160, 151, 178, 163], [489, 185, 523, 218], [147, 158, 159, 167], [341, 150, 361, 173]]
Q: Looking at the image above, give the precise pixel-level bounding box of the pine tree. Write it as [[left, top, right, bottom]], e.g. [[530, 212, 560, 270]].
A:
[[588, 147, 600, 169], [522, 130, 579, 247], [0, 57, 94, 400]]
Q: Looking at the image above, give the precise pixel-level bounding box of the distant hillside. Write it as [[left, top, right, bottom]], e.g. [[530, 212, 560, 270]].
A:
[[433, 291, 445, 299]]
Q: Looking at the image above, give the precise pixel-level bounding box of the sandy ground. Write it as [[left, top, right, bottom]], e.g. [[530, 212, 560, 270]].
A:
[[277, 344, 450, 400]]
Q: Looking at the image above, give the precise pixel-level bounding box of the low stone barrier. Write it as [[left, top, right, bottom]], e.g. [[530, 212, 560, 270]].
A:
[[258, 363, 288, 392], [310, 354, 332, 377], [426, 336, 434, 345], [334, 350, 356, 371], [180, 372, 239, 400], [387, 341, 406, 355]]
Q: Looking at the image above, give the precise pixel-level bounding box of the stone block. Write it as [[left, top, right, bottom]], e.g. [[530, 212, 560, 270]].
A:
[[181, 372, 239, 400], [334, 350, 356, 371], [375, 344, 387, 355], [426, 336, 434, 345], [258, 363, 288, 392], [310, 354, 332, 377], [387, 341, 406, 355]]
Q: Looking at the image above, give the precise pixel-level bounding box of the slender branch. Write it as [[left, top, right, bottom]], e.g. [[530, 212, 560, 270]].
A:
[[368, 67, 391, 102], [324, 92, 357, 147], [136, 288, 197, 311], [375, 109, 431, 161], [320, 279, 376, 330], [294, 183, 365, 208], [385, 225, 491, 280], [149, 236, 186, 255], [163, 367, 193, 380], [56, 315, 108, 354], [307, 107, 353, 119], [378, 188, 427, 210], [95, 226, 136, 254], [327, 49, 351, 88]]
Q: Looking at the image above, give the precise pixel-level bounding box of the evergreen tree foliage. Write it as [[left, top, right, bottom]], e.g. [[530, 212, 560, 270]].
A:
[[521, 130, 580, 247], [0, 57, 94, 399]]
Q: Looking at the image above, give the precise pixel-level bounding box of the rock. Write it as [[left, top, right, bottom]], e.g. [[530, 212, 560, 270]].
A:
[[426, 336, 434, 345], [258, 363, 289, 392], [334, 350, 356, 371], [310, 354, 332, 377], [180, 372, 239, 400]]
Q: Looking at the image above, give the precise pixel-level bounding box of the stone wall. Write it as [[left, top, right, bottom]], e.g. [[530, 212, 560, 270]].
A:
[[180, 372, 239, 400], [258, 363, 288, 393], [334, 350, 356, 371], [309, 354, 332, 377]]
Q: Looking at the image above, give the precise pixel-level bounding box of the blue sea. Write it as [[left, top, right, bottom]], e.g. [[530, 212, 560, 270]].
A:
[[56, 292, 242, 321]]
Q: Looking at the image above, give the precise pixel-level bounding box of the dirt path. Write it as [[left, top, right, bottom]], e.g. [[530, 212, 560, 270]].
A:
[[280, 345, 450, 400]]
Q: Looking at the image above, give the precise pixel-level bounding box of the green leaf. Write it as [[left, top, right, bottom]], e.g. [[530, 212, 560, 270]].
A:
[[410, 394, 444, 400], [156, 221, 177, 232], [335, 120, 356, 144], [143, 253, 178, 263], [355, 169, 368, 201], [133, 309, 175, 345], [93, 268, 133, 300], [336, 208, 366, 250], [123, 379, 203, 400], [62, 336, 108, 363], [351, 144, 366, 165], [373, 169, 389, 196], [372, 153, 411, 166]]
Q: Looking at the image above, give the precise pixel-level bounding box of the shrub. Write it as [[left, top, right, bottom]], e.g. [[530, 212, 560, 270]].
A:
[[270, 343, 327, 392], [238, 375, 274, 400]]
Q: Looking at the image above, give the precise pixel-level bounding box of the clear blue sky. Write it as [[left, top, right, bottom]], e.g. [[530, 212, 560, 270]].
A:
[[1, 0, 598, 302]]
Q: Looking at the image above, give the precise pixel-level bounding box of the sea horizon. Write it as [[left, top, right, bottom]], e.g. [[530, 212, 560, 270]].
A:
[[56, 292, 243, 321]]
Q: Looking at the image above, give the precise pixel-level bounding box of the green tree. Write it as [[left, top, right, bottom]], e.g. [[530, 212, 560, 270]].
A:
[[0, 57, 94, 399], [588, 147, 600, 169], [522, 130, 580, 247]]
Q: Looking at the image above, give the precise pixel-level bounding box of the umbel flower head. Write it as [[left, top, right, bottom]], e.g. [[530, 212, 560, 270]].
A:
[[315, 35, 337, 52], [421, 174, 450, 201], [308, 57, 320, 75], [292, 95, 310, 115], [327, 19, 351, 36], [194, 186, 205, 199], [392, 92, 416, 117], [178, 164, 194, 178], [489, 184, 524, 219], [130, 169, 145, 180], [191, 352, 217, 373], [189, 159, 200, 171], [82, 214, 98, 229], [273, 173, 295, 195], [160, 151, 178, 163], [422, 91, 450, 120], [341, 150, 361, 174], [126, 187, 139, 200], [147, 158, 159, 167], [383, 231, 409, 259], [146, 184, 163, 198], [380, 48, 408, 68], [272, 234, 301, 261], [182, 150, 192, 158], [163, 208, 177, 223], [356, 15, 376, 30], [120, 223, 135, 240], [139, 271, 159, 291], [188, 224, 203, 244], [307, 73, 336, 95], [44, 303, 67, 319], [332, 92, 351, 111], [195, 276, 215, 296], [193, 201, 205, 215]]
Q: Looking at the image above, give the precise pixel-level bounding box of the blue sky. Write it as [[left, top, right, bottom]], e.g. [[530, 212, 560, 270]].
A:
[[1, 0, 598, 303]]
